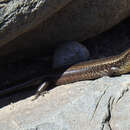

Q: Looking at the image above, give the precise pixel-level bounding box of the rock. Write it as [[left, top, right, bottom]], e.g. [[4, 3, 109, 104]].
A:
[[0, 0, 130, 57], [110, 80, 130, 130], [53, 41, 90, 68], [0, 75, 129, 130], [25, 0, 130, 45], [0, 0, 72, 47]]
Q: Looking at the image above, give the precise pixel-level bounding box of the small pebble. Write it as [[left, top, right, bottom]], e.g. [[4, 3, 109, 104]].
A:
[[53, 41, 90, 68]]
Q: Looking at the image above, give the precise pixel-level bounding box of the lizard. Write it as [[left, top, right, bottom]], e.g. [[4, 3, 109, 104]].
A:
[[0, 48, 130, 99]]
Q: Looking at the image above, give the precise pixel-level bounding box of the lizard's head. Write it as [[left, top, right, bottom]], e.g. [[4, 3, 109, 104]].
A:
[[120, 48, 130, 74]]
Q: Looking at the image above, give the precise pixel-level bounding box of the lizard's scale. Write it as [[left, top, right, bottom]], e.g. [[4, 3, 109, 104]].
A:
[[0, 48, 130, 98], [34, 48, 130, 99]]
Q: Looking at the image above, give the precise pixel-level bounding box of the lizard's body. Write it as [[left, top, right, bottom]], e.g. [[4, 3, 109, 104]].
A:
[[0, 48, 130, 98], [35, 48, 130, 99]]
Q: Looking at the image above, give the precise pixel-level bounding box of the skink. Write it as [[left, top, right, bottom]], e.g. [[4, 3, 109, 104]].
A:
[[0, 48, 130, 98]]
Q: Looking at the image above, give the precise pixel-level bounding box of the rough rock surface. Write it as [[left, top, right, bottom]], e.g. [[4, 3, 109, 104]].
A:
[[0, 0, 71, 47], [0, 0, 130, 57], [0, 75, 129, 130], [38, 0, 130, 44]]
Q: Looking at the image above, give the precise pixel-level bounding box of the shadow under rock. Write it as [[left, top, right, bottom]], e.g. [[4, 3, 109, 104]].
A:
[[0, 86, 37, 108]]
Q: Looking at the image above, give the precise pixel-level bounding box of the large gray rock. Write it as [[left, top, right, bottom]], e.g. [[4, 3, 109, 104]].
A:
[[0, 0, 71, 47], [0, 75, 129, 130], [0, 0, 130, 57], [39, 0, 130, 44]]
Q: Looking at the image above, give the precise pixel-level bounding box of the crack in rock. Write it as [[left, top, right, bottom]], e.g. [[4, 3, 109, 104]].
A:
[[115, 86, 129, 103], [91, 89, 107, 121], [102, 96, 115, 130]]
